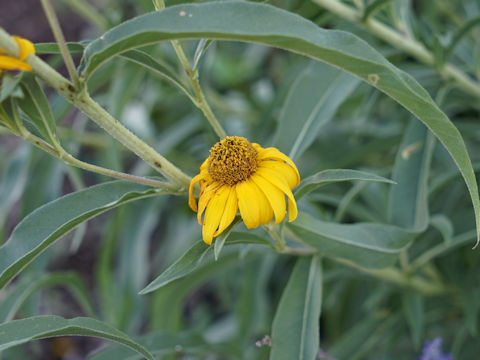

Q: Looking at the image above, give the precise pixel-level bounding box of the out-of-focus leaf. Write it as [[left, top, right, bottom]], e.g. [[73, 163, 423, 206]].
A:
[[0, 181, 162, 290], [0, 315, 154, 359], [430, 215, 454, 243], [295, 168, 395, 200], [287, 212, 412, 268], [362, 0, 394, 22], [402, 291, 424, 349], [0, 144, 30, 232], [388, 120, 434, 231], [119, 50, 193, 98], [0, 272, 95, 323], [270, 256, 322, 360], [274, 61, 359, 159], [88, 331, 207, 360], [79, 1, 480, 246]]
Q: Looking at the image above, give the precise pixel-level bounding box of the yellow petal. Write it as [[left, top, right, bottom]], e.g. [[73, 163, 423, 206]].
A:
[[13, 36, 35, 61], [257, 147, 300, 186], [188, 173, 205, 211], [197, 182, 221, 224], [251, 178, 274, 225], [202, 185, 231, 245], [260, 160, 298, 189], [0, 56, 32, 71], [255, 167, 298, 222], [236, 179, 262, 229], [251, 173, 286, 224], [213, 187, 238, 237]]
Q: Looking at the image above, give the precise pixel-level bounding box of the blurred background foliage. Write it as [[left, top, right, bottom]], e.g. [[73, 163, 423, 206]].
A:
[[1, 0, 480, 359]]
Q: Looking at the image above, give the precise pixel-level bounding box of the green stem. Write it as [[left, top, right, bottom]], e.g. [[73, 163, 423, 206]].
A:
[[262, 224, 287, 251], [40, 0, 81, 89], [312, 0, 480, 99], [151, 1, 227, 139], [11, 103, 178, 189], [335, 258, 448, 296], [0, 29, 191, 188]]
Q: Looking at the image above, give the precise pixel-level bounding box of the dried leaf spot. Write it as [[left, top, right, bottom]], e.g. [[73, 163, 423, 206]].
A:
[[179, 10, 186, 16], [368, 74, 379, 85], [401, 141, 423, 160]]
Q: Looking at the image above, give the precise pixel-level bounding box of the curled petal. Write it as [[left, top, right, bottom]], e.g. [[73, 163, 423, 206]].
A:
[[256, 146, 300, 186], [202, 185, 231, 245], [251, 173, 286, 225], [256, 167, 298, 222], [213, 187, 238, 237], [260, 159, 298, 189]]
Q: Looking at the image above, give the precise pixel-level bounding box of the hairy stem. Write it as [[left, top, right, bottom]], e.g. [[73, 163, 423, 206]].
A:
[[152, 1, 227, 139], [40, 0, 81, 89]]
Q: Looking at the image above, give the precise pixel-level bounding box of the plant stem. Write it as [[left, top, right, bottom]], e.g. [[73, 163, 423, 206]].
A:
[[10, 102, 179, 190], [0, 29, 192, 188], [335, 258, 448, 296], [40, 0, 81, 89], [151, 1, 227, 139], [312, 0, 480, 99]]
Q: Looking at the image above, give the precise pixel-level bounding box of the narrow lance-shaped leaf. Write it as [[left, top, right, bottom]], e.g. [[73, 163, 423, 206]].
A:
[[0, 181, 162, 290], [0, 272, 95, 323], [295, 168, 395, 200], [270, 256, 322, 360], [287, 212, 413, 269], [140, 231, 272, 295], [0, 315, 154, 360], [80, 0, 480, 245]]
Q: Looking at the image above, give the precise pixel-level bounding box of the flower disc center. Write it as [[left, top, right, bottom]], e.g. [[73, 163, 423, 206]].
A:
[[208, 136, 258, 185]]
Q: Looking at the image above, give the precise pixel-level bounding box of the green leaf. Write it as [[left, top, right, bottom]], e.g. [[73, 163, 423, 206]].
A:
[[0, 272, 95, 323], [444, 17, 480, 64], [88, 331, 207, 360], [17, 73, 57, 143], [140, 241, 211, 295], [119, 50, 194, 99], [79, 0, 480, 246], [388, 120, 434, 231], [0, 73, 24, 102], [34, 42, 86, 55], [274, 61, 359, 159], [193, 39, 214, 71], [402, 291, 424, 349], [287, 212, 412, 268], [140, 232, 273, 294], [0, 181, 161, 290], [362, 0, 394, 22], [270, 256, 322, 360], [0, 145, 30, 232], [0, 315, 154, 360], [295, 168, 395, 200], [213, 217, 241, 260]]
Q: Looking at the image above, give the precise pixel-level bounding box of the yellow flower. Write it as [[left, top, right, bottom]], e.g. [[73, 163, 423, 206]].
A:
[[0, 36, 35, 76], [189, 136, 300, 245]]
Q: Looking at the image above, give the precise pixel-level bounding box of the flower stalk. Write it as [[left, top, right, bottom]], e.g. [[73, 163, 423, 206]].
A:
[[40, 0, 81, 89], [152, 0, 228, 139]]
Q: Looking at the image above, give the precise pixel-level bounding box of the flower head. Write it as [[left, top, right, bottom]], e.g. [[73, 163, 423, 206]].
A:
[[0, 36, 35, 76], [189, 136, 300, 245]]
